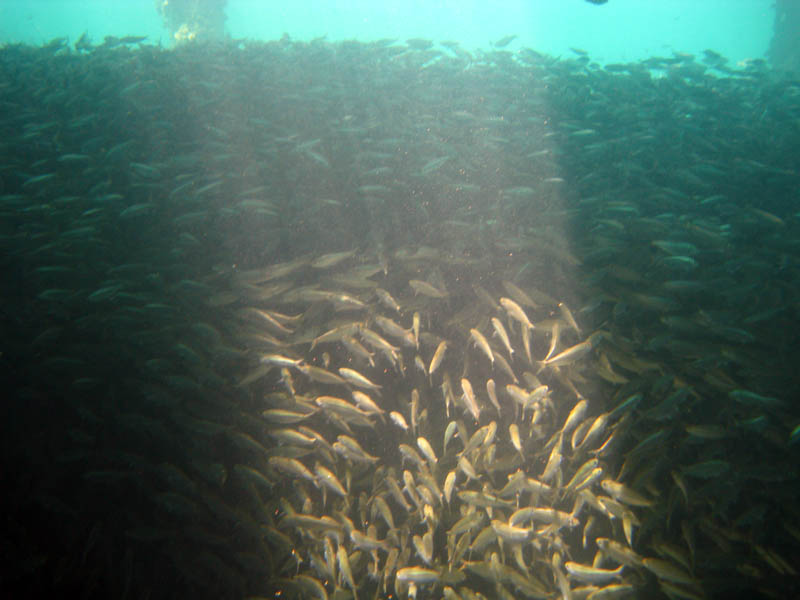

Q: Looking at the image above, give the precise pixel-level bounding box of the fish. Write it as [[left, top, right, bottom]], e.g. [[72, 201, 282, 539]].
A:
[[375, 288, 401, 312], [558, 302, 582, 335], [486, 379, 501, 415], [429, 340, 448, 378], [540, 339, 594, 367], [311, 323, 362, 349], [259, 353, 304, 368], [9, 34, 795, 600], [491, 519, 532, 543], [374, 315, 415, 347], [457, 490, 513, 509], [562, 399, 589, 435], [342, 337, 375, 367], [501, 281, 538, 308], [641, 558, 696, 585], [596, 538, 643, 567], [491, 317, 514, 357], [315, 464, 347, 497], [509, 423, 523, 456], [395, 567, 440, 584], [469, 328, 495, 365], [600, 479, 654, 508], [338, 367, 382, 390], [298, 364, 348, 386], [335, 435, 379, 463], [493, 35, 518, 48], [564, 562, 624, 584], [314, 396, 373, 427], [390, 411, 409, 432], [409, 279, 448, 298], [500, 297, 534, 330], [460, 378, 481, 422], [416, 436, 438, 465], [337, 544, 358, 599], [351, 390, 384, 417], [268, 457, 316, 484], [311, 249, 355, 269]]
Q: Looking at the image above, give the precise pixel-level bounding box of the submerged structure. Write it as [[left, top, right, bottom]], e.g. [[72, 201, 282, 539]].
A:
[[156, 0, 228, 43], [770, 0, 800, 71]]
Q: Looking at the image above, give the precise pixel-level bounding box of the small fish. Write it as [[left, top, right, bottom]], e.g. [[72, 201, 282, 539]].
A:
[[541, 339, 593, 367], [493, 34, 518, 48], [395, 567, 440, 584], [491, 519, 532, 542], [501, 281, 537, 308], [470, 328, 495, 365], [311, 323, 362, 349], [562, 399, 588, 435], [486, 379, 501, 416], [509, 423, 523, 456], [491, 317, 514, 357], [421, 155, 450, 175], [577, 413, 609, 450], [261, 409, 313, 424], [558, 302, 582, 335], [342, 337, 375, 367], [428, 340, 448, 378], [338, 367, 382, 390], [564, 562, 624, 584], [541, 433, 563, 482], [311, 249, 355, 268], [259, 353, 303, 368], [585, 584, 635, 599], [443, 471, 457, 504], [457, 489, 513, 509], [565, 458, 599, 493], [390, 411, 409, 432], [337, 544, 358, 599], [460, 378, 481, 422], [315, 464, 347, 497], [410, 389, 420, 436], [409, 279, 447, 298], [315, 396, 371, 420], [600, 479, 654, 507], [641, 558, 695, 585], [457, 455, 478, 480], [442, 422, 458, 456], [500, 297, 534, 330], [375, 288, 401, 312], [352, 390, 384, 416], [268, 457, 315, 483], [350, 529, 389, 552], [790, 423, 800, 445], [374, 315, 415, 347], [417, 436, 438, 464], [298, 364, 347, 385], [596, 537, 643, 567]]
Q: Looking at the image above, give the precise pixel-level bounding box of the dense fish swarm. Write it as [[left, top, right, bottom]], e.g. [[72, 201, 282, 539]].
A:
[[2, 36, 800, 600]]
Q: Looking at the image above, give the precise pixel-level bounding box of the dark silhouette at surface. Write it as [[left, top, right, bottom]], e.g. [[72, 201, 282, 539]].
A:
[[156, 0, 228, 43]]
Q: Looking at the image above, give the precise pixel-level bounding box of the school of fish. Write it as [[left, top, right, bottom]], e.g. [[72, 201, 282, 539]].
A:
[[1, 34, 799, 600]]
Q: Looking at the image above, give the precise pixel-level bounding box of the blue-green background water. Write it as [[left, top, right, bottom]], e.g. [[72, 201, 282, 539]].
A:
[[1, 0, 773, 64]]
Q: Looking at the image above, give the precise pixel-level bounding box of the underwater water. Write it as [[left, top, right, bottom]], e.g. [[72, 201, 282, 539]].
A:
[[1, 2, 798, 600]]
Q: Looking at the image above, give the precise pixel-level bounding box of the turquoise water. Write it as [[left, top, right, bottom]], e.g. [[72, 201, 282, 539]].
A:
[[1, 0, 772, 64]]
